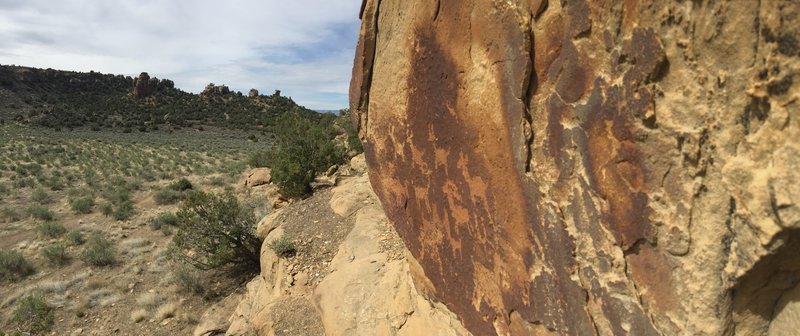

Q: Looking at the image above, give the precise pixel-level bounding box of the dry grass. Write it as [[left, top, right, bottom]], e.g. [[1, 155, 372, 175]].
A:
[[130, 308, 148, 323], [120, 238, 150, 249], [121, 238, 152, 257], [1, 272, 89, 308], [86, 288, 119, 308], [136, 292, 164, 309], [155, 302, 178, 321]]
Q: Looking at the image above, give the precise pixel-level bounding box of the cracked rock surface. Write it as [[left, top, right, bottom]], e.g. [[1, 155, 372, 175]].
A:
[[350, 0, 800, 335]]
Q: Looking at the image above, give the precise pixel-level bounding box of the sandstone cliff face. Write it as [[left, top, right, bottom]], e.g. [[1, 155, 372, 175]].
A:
[[350, 1, 800, 335]]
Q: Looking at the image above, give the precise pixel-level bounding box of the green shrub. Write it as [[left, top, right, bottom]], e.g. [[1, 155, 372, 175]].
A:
[[347, 130, 364, 153], [170, 191, 261, 272], [12, 177, 35, 189], [267, 112, 346, 198], [207, 176, 227, 187], [339, 108, 364, 153], [148, 212, 178, 231], [100, 202, 113, 216], [168, 178, 193, 191], [81, 234, 115, 266], [1, 207, 21, 222], [160, 225, 174, 236], [44, 177, 64, 191], [247, 151, 272, 168], [42, 244, 69, 266], [153, 189, 183, 205], [112, 201, 134, 221], [27, 205, 54, 221], [31, 187, 51, 204], [0, 250, 35, 281], [105, 189, 131, 204], [66, 187, 89, 198], [13, 295, 54, 334], [69, 196, 95, 214], [267, 237, 296, 258], [36, 221, 66, 238], [65, 230, 85, 246]]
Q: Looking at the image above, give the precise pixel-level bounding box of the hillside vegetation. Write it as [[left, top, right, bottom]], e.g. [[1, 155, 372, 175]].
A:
[[0, 65, 319, 131]]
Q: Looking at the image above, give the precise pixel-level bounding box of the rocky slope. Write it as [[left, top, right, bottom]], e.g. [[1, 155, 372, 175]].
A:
[[350, 0, 799, 335], [213, 163, 469, 336]]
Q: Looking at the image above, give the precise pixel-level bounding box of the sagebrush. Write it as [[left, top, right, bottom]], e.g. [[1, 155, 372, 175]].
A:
[[0, 249, 35, 281], [81, 234, 115, 266], [170, 191, 261, 273], [13, 295, 54, 334]]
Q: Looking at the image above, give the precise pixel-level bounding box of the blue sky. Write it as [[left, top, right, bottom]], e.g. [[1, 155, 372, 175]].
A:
[[0, 0, 361, 110]]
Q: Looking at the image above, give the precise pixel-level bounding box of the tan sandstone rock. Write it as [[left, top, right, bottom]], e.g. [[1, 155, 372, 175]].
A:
[[193, 292, 242, 336], [255, 209, 284, 240], [351, 0, 800, 335], [314, 188, 469, 336], [233, 174, 469, 335], [227, 228, 291, 336], [328, 174, 377, 217], [349, 153, 367, 175], [243, 168, 271, 187]]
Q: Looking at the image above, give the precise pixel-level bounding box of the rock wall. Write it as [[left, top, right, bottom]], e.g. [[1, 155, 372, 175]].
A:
[[350, 1, 799, 335]]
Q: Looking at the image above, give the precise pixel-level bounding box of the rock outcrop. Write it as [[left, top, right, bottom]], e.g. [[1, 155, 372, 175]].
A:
[[243, 168, 272, 187], [350, 1, 799, 335], [248, 89, 259, 98], [132, 72, 152, 98], [132, 72, 174, 98], [201, 83, 231, 96], [229, 175, 469, 335]]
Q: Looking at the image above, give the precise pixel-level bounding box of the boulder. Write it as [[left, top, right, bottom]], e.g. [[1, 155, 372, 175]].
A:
[[328, 174, 375, 217], [192, 293, 242, 336], [243, 168, 271, 187], [351, 1, 800, 335], [349, 154, 367, 175], [256, 209, 284, 240], [248, 89, 259, 98]]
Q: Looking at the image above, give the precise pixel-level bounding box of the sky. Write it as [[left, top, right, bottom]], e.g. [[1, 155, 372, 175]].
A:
[[0, 0, 362, 110]]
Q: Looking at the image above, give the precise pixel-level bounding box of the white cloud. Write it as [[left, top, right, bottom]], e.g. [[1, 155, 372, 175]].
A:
[[0, 0, 361, 109]]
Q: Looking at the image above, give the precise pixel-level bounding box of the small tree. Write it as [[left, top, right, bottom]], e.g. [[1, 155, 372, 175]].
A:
[[171, 191, 261, 273], [268, 112, 345, 198]]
